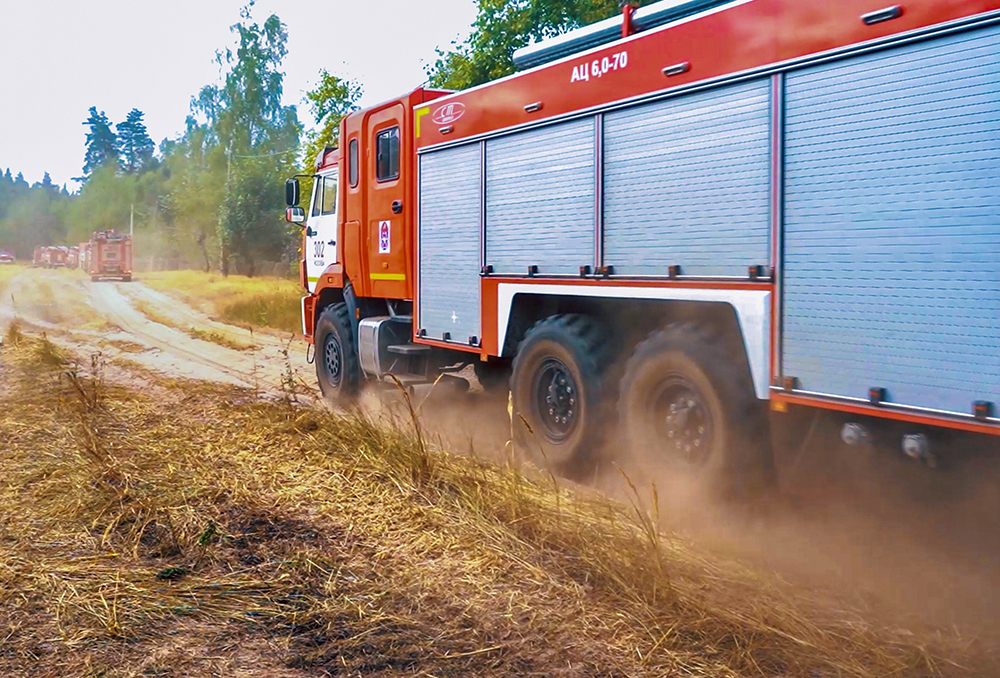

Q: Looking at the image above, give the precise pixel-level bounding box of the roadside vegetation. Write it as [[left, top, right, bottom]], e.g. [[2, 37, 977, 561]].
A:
[[0, 331, 994, 677], [141, 270, 302, 336], [133, 297, 258, 351], [0, 261, 25, 295]]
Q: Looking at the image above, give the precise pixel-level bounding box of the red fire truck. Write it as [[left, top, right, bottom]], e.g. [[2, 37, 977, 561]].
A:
[[287, 0, 1000, 480], [43, 246, 67, 269], [88, 230, 132, 282]]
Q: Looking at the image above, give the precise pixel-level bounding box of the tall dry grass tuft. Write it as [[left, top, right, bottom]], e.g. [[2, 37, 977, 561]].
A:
[[4, 316, 25, 348], [0, 337, 995, 676], [33, 332, 66, 367]]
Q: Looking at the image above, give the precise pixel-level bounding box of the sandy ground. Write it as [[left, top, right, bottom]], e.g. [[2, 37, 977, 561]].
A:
[[1, 268, 313, 396], [0, 267, 511, 448], [2, 267, 999, 648]]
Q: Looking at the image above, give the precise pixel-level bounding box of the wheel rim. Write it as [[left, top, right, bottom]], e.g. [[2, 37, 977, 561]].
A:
[[649, 375, 713, 467], [322, 333, 343, 389], [533, 358, 579, 442]]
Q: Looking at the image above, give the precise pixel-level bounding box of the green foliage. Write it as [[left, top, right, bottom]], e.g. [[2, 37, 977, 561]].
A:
[[192, 4, 301, 276], [117, 109, 156, 175], [429, 0, 656, 90], [161, 121, 227, 271], [301, 70, 362, 201], [82, 107, 120, 178], [0, 168, 70, 258]]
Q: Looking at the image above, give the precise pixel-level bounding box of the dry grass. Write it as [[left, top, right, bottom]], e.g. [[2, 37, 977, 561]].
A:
[[133, 299, 256, 351], [0, 336, 996, 677], [2, 269, 105, 329], [0, 262, 27, 294], [186, 326, 256, 352], [142, 270, 303, 336]]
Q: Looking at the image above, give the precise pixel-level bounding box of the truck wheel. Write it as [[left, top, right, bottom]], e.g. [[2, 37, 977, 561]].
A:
[[618, 323, 772, 496], [511, 314, 610, 473], [315, 303, 360, 404], [474, 359, 511, 394]]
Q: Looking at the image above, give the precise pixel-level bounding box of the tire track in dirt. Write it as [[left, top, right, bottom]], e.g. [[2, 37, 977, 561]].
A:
[[1, 268, 314, 398]]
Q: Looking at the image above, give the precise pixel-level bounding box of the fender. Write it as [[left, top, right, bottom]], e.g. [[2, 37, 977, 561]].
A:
[[496, 282, 771, 399]]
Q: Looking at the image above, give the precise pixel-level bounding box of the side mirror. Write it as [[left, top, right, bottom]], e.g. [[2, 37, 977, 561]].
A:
[[285, 206, 306, 225], [285, 178, 300, 207]]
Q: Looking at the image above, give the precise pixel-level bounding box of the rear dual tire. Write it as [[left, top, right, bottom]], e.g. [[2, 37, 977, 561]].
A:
[[509, 315, 771, 494], [618, 323, 773, 496]]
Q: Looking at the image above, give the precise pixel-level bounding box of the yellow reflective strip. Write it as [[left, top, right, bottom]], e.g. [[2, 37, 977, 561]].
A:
[[307, 276, 321, 283], [369, 273, 406, 281], [415, 108, 430, 137]]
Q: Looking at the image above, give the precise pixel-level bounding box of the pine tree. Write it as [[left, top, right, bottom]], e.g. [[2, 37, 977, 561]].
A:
[[82, 107, 119, 178], [117, 108, 155, 174], [40, 172, 58, 196]]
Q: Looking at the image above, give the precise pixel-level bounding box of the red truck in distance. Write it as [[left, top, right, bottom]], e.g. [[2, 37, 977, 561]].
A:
[[88, 230, 132, 282]]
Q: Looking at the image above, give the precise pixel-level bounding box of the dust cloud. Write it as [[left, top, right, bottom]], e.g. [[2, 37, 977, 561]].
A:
[[388, 381, 1000, 650]]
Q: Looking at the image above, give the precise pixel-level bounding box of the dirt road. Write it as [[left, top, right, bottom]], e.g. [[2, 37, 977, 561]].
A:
[[0, 267, 509, 447], [0, 267, 312, 396]]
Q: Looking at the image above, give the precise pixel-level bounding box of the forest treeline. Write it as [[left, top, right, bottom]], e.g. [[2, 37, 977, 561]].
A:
[[0, 0, 648, 276]]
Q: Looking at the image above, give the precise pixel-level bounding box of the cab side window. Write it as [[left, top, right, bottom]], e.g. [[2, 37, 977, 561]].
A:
[[349, 138, 359, 188], [375, 127, 400, 182]]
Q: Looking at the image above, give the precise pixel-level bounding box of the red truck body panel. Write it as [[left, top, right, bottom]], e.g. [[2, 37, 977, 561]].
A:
[[414, 0, 1000, 149]]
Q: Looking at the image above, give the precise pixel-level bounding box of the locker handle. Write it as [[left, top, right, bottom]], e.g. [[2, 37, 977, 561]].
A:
[[662, 62, 691, 77], [861, 5, 902, 25]]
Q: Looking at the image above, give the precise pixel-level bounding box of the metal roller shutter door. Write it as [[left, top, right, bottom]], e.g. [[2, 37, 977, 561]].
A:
[[485, 118, 596, 275], [781, 25, 1000, 415], [603, 79, 772, 277], [418, 144, 481, 342]]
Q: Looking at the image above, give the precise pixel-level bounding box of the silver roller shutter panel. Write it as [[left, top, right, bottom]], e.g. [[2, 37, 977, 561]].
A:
[[603, 79, 772, 277], [781, 25, 1000, 415], [418, 144, 482, 343], [485, 118, 596, 275]]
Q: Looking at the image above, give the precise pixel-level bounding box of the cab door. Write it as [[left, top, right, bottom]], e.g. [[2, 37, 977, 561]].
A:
[[305, 171, 339, 294], [365, 104, 408, 300]]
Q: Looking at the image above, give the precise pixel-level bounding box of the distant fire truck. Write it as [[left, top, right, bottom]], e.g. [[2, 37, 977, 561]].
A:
[[43, 246, 67, 269], [88, 230, 132, 282], [286, 0, 1000, 480]]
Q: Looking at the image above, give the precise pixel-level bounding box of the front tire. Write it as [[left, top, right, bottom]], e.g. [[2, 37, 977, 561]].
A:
[[618, 323, 772, 495], [315, 303, 360, 405], [511, 314, 610, 473]]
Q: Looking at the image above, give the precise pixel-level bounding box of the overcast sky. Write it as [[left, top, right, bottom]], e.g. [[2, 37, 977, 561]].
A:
[[0, 0, 477, 189]]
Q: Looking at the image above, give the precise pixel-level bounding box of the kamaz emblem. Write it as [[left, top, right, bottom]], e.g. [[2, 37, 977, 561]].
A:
[[432, 102, 465, 125]]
